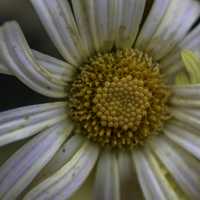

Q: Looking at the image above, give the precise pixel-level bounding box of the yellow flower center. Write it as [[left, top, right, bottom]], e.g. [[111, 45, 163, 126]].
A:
[[69, 49, 171, 149]]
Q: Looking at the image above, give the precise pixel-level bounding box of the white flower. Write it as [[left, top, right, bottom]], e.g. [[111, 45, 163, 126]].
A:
[[0, 0, 200, 199]]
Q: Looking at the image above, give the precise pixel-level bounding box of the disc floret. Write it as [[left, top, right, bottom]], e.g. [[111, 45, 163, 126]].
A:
[[69, 49, 171, 149]]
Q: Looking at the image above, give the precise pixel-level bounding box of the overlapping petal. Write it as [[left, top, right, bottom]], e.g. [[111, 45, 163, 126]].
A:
[[31, 0, 87, 65], [164, 120, 200, 160], [0, 102, 67, 146], [24, 142, 99, 200], [161, 23, 200, 76], [115, 0, 146, 49], [149, 136, 200, 199], [0, 121, 73, 200], [145, 147, 183, 199], [0, 22, 72, 98], [137, 0, 200, 60], [132, 150, 167, 200], [32, 134, 85, 185]]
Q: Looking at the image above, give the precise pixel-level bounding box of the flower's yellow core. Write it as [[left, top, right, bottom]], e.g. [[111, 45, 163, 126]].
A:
[[69, 49, 171, 149]]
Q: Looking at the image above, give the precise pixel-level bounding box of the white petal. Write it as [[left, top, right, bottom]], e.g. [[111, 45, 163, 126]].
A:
[[31, 0, 86, 65], [83, 0, 119, 52], [132, 150, 167, 200], [33, 134, 85, 184], [0, 22, 66, 98], [161, 23, 200, 75], [115, 0, 146, 49], [136, 0, 171, 50], [94, 151, 120, 200], [33, 50, 76, 85], [0, 121, 73, 200], [70, 0, 95, 56], [149, 136, 200, 199], [170, 108, 200, 130], [145, 147, 182, 199], [24, 142, 99, 200], [0, 102, 67, 146], [0, 49, 76, 82], [0, 63, 10, 75], [142, 0, 200, 60], [171, 84, 200, 99], [170, 97, 200, 108], [164, 121, 200, 160], [118, 151, 144, 200]]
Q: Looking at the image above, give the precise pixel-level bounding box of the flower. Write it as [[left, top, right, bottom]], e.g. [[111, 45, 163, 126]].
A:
[[0, 0, 200, 199]]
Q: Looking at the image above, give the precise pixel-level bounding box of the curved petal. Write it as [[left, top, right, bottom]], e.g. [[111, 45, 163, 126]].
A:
[[149, 136, 200, 199], [93, 150, 120, 200], [0, 49, 76, 85], [0, 22, 67, 98], [164, 121, 200, 160], [0, 121, 73, 200], [24, 142, 99, 200], [132, 150, 167, 200], [139, 0, 200, 60], [118, 151, 144, 200], [33, 50, 76, 85], [115, 0, 146, 49], [180, 50, 200, 84], [0, 102, 67, 147], [31, 0, 87, 65]]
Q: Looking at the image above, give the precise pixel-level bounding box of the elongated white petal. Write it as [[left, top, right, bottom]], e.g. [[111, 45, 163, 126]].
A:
[[0, 63, 10, 75], [164, 121, 200, 160], [0, 22, 66, 98], [149, 136, 200, 199], [145, 147, 182, 199], [171, 84, 200, 99], [136, 0, 171, 50], [115, 0, 146, 49], [31, 0, 86, 65], [161, 23, 200, 75], [0, 49, 76, 82], [70, 0, 94, 56], [33, 134, 85, 184], [132, 150, 166, 200], [143, 0, 200, 60], [170, 108, 200, 130], [33, 50, 76, 85], [118, 152, 144, 200], [84, 0, 119, 52], [170, 97, 200, 108], [24, 142, 99, 200], [94, 151, 120, 200], [0, 121, 73, 200], [0, 102, 67, 146]]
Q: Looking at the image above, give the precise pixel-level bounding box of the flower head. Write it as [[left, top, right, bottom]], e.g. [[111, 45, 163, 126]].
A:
[[0, 0, 200, 199]]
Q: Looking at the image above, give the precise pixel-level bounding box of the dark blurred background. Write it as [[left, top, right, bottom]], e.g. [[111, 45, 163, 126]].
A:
[[0, 0, 61, 111]]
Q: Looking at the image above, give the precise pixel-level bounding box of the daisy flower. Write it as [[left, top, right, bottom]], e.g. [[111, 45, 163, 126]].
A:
[[0, 0, 200, 199]]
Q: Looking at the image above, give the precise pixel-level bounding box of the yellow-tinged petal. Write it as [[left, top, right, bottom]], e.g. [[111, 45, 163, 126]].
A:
[[181, 50, 200, 84], [175, 71, 190, 85]]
